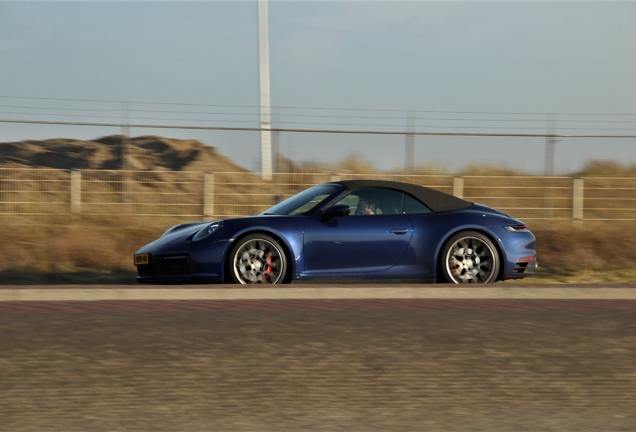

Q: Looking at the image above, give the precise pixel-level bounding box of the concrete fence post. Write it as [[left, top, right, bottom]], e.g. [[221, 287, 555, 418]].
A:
[[70, 169, 81, 214], [453, 176, 464, 199], [204, 172, 215, 220], [573, 178, 584, 227]]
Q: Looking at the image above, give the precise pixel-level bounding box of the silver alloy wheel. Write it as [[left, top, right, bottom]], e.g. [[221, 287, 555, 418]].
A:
[[444, 234, 497, 284], [232, 236, 285, 284]]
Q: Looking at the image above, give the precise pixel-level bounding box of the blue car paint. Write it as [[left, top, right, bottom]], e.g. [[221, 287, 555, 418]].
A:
[[136, 224, 230, 282], [134, 182, 537, 284], [302, 213, 414, 274], [218, 215, 307, 279], [414, 205, 536, 280]]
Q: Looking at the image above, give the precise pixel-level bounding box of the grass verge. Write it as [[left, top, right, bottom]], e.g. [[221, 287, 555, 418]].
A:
[[1, 218, 635, 284]]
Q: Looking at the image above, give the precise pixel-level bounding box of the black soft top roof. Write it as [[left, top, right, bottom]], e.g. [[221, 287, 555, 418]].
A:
[[332, 180, 472, 213]]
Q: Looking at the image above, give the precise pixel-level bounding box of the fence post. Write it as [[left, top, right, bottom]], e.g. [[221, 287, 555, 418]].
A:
[[543, 176, 555, 219], [573, 178, 584, 227], [70, 169, 81, 215], [204, 172, 215, 219], [453, 176, 464, 199]]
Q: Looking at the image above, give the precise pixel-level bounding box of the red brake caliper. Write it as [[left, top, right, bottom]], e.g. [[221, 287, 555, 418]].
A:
[[264, 254, 273, 280], [266, 255, 273, 273]]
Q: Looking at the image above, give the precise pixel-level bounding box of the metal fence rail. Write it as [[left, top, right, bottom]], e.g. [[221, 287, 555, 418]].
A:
[[583, 177, 636, 220], [80, 170, 204, 217], [1, 168, 634, 224], [0, 169, 71, 216]]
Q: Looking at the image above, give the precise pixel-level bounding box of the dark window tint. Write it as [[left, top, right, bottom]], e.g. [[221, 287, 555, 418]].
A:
[[263, 184, 339, 215], [403, 194, 431, 214], [331, 188, 404, 216]]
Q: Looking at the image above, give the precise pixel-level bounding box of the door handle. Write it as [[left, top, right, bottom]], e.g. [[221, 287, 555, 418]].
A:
[[389, 228, 409, 235]]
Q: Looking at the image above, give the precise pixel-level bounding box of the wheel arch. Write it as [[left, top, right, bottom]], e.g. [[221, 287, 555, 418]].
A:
[[223, 229, 294, 284], [435, 227, 505, 283]]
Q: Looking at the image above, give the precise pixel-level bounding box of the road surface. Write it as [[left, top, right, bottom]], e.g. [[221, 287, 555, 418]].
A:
[[1, 284, 635, 431]]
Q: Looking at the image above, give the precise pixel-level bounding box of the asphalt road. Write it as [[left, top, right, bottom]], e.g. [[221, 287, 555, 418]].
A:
[[1, 284, 635, 432]]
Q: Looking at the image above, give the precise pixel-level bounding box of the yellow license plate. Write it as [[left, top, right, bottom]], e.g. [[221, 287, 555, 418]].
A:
[[134, 254, 149, 265]]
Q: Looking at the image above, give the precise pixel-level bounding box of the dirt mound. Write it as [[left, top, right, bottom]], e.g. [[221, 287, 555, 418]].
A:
[[0, 135, 248, 172]]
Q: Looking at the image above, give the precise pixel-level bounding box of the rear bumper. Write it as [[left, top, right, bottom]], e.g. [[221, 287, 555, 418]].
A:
[[487, 226, 537, 280], [509, 257, 538, 279]]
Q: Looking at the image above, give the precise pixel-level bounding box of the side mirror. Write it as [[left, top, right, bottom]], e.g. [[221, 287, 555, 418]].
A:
[[321, 204, 351, 220]]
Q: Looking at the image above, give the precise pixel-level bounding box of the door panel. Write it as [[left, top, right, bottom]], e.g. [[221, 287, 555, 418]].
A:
[[303, 214, 413, 274]]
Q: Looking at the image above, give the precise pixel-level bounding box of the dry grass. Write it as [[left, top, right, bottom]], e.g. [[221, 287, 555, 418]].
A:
[[1, 217, 635, 284], [529, 222, 636, 282], [0, 216, 166, 284], [572, 159, 636, 177], [282, 156, 636, 178], [2, 137, 635, 283]]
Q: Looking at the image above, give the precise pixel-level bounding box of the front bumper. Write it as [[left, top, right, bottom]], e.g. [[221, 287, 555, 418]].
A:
[[135, 253, 224, 284], [134, 235, 233, 284]]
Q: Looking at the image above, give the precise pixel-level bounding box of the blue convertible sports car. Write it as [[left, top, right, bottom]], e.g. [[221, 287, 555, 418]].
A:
[[134, 180, 537, 284]]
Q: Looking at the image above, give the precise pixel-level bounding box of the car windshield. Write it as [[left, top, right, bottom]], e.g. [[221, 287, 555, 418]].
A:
[[262, 184, 340, 216]]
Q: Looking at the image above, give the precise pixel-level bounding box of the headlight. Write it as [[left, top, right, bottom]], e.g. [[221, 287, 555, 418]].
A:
[[504, 224, 529, 232], [192, 221, 223, 241]]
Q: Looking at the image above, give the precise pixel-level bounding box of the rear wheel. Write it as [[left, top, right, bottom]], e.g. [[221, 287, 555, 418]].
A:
[[441, 231, 499, 284], [229, 234, 287, 284]]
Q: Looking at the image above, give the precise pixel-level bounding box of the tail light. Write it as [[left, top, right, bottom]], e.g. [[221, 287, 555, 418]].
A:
[[516, 256, 536, 262]]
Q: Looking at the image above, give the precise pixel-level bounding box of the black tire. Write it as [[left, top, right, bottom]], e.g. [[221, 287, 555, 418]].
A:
[[440, 230, 500, 284], [228, 234, 287, 284]]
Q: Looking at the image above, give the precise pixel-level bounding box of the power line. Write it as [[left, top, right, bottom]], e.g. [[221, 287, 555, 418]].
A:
[[1, 106, 636, 126], [2, 112, 636, 131], [1, 95, 636, 117], [2, 118, 636, 138], [0, 104, 121, 113]]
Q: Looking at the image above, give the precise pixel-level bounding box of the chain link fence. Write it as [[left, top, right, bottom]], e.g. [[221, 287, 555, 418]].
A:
[[2, 168, 635, 225], [2, 106, 636, 226]]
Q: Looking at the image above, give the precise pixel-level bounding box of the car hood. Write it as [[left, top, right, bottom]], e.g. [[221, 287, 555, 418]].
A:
[[139, 221, 210, 251], [162, 221, 209, 239]]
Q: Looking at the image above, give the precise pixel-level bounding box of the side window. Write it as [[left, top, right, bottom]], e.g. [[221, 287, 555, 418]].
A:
[[403, 194, 431, 214], [331, 188, 404, 216]]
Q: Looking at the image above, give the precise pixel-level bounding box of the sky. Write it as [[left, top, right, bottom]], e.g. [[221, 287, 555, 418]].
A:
[[1, 1, 635, 175]]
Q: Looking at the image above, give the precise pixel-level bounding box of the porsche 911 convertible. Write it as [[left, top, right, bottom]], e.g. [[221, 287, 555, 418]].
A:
[[134, 180, 537, 284]]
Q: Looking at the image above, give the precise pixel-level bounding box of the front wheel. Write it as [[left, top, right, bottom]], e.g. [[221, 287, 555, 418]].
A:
[[228, 234, 287, 284], [440, 231, 500, 284]]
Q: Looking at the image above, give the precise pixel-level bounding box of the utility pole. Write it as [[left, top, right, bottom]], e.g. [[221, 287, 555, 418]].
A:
[[258, 0, 272, 181], [544, 113, 557, 177], [405, 110, 415, 173], [121, 101, 131, 207], [271, 107, 280, 174], [543, 113, 557, 219], [121, 101, 131, 171]]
